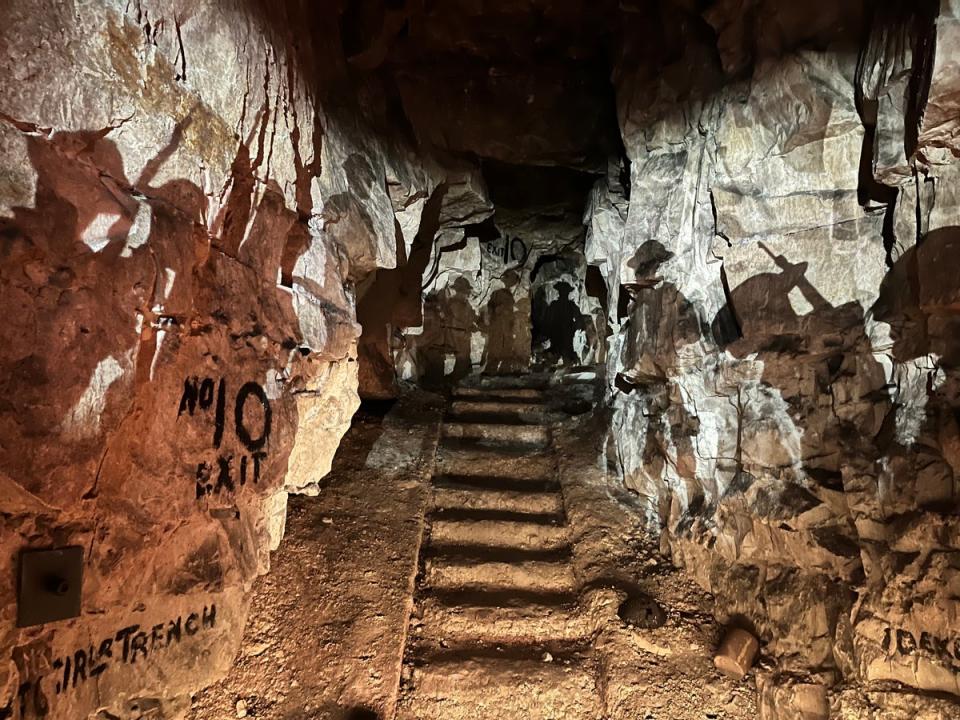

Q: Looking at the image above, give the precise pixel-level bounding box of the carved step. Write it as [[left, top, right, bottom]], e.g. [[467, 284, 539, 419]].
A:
[[452, 386, 547, 402], [424, 559, 576, 595], [432, 486, 564, 516], [433, 474, 559, 494], [415, 598, 592, 647], [448, 400, 549, 424], [436, 447, 555, 483], [442, 422, 550, 448], [428, 518, 569, 553], [398, 657, 601, 720]]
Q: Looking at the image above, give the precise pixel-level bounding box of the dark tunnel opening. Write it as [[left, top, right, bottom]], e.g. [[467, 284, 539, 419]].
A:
[[3, 1, 960, 719]]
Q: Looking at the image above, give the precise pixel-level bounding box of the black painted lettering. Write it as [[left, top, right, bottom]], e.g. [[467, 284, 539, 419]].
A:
[[920, 631, 934, 654], [215, 455, 234, 494], [150, 623, 165, 651], [87, 643, 106, 678], [129, 632, 148, 663], [240, 455, 248, 486], [213, 378, 226, 448], [881, 626, 891, 653], [115, 625, 139, 663], [202, 604, 217, 630], [167, 617, 182, 645], [253, 452, 266, 484], [185, 613, 199, 635], [932, 634, 952, 664], [196, 461, 213, 498], [199, 378, 215, 409], [36, 608, 220, 699], [52, 659, 63, 695], [235, 382, 271, 452], [953, 638, 960, 661], [72, 649, 86, 687], [178, 377, 200, 416]]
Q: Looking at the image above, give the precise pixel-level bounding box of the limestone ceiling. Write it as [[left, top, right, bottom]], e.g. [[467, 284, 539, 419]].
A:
[[332, 0, 867, 170]]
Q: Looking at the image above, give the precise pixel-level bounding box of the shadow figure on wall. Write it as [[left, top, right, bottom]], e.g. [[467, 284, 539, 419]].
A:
[[0, 122, 207, 500], [713, 240, 887, 493], [480, 284, 519, 375], [415, 275, 478, 386], [532, 280, 585, 367], [711, 237, 960, 561]]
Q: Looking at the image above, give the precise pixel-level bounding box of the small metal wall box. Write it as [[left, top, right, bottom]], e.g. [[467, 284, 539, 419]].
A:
[[17, 546, 84, 627]]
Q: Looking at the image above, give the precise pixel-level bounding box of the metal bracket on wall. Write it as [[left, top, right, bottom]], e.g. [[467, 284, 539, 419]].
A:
[[16, 546, 83, 627]]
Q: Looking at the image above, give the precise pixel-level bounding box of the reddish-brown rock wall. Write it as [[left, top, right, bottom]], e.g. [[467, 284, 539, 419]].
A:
[[0, 2, 438, 717]]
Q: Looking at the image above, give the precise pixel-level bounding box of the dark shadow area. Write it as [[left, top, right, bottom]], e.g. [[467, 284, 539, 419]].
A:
[[480, 277, 522, 376], [417, 276, 480, 384], [874, 226, 960, 365], [618, 592, 667, 629], [356, 183, 449, 398], [585, 265, 609, 321], [358, 398, 398, 419], [292, 706, 380, 720], [482, 161, 602, 211], [345, 708, 380, 720], [532, 281, 585, 366]]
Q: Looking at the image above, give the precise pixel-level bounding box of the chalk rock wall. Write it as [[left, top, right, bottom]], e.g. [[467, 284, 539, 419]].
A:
[[0, 1, 435, 717], [333, 0, 621, 395], [357, 162, 495, 397], [397, 200, 605, 386], [592, 1, 960, 714]]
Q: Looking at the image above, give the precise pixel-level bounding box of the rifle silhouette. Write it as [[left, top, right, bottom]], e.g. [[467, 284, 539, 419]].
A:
[[758, 241, 805, 273], [757, 241, 829, 312]]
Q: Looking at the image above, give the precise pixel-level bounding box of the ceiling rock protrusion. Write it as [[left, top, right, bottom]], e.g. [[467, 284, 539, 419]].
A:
[[340, 0, 623, 170], [703, 0, 866, 77], [917, 1, 960, 166]]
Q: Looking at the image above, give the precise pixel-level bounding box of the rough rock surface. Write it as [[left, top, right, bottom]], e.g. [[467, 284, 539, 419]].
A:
[[5, 0, 960, 717], [0, 1, 441, 717], [187, 395, 442, 720], [586, 1, 960, 714], [396, 166, 607, 387]]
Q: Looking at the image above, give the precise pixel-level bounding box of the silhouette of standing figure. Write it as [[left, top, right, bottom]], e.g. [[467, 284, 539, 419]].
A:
[[535, 280, 585, 367], [481, 286, 518, 375], [547, 282, 584, 364]]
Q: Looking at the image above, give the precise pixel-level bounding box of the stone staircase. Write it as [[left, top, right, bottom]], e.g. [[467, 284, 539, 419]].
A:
[[396, 381, 603, 720]]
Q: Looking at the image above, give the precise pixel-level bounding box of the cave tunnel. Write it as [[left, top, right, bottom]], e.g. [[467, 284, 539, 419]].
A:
[[3, 1, 960, 719]]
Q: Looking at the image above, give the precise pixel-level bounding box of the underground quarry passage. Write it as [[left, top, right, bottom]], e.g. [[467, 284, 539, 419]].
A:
[[3, 1, 960, 719]]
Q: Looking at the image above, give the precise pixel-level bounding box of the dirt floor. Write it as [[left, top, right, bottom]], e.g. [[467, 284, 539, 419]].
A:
[[187, 381, 759, 720], [554, 404, 758, 719], [187, 393, 443, 720]]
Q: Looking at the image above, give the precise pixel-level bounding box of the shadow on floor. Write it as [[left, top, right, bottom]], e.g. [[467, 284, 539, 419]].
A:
[[284, 706, 380, 720]]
